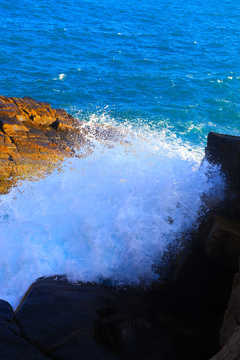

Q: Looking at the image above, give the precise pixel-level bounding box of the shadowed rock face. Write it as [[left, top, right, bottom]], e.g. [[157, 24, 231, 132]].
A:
[[10, 277, 174, 360], [201, 132, 240, 271], [210, 271, 240, 360], [0, 299, 48, 359], [0, 96, 87, 194], [205, 132, 240, 191]]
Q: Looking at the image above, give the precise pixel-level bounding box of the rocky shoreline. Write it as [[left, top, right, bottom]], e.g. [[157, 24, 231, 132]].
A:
[[0, 96, 240, 359], [0, 96, 124, 194]]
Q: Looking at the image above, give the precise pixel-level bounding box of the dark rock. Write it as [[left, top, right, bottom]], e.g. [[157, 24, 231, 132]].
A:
[[0, 300, 48, 359], [189, 209, 240, 270], [13, 276, 176, 360], [95, 316, 173, 360], [172, 245, 235, 308], [205, 226, 240, 270], [219, 309, 238, 348], [50, 332, 117, 360], [205, 132, 240, 190], [15, 276, 116, 358], [219, 271, 240, 348], [210, 325, 240, 360], [164, 242, 236, 359]]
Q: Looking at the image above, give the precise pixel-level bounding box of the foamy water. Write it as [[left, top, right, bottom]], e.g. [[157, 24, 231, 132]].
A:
[[0, 125, 224, 309]]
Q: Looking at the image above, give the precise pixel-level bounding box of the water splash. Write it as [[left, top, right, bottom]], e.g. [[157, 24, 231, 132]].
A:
[[0, 124, 224, 309]]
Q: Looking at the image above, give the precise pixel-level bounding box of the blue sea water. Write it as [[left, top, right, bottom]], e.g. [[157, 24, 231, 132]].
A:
[[0, 0, 239, 308]]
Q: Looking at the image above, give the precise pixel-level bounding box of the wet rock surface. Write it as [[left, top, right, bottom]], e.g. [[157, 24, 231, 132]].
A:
[[2, 277, 176, 360], [0, 299, 49, 359], [0, 274, 232, 360], [15, 277, 118, 360]]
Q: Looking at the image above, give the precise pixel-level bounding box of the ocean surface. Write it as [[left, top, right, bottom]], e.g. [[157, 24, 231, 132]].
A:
[[0, 0, 239, 308]]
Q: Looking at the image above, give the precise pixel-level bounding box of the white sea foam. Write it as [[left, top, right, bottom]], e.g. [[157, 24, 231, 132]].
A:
[[59, 73, 66, 80], [53, 74, 66, 80], [0, 124, 224, 309]]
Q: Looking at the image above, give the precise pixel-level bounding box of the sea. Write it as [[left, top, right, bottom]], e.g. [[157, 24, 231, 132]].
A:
[[0, 0, 239, 309]]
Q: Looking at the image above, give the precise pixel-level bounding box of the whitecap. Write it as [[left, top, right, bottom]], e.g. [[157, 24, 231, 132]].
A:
[[59, 73, 66, 80]]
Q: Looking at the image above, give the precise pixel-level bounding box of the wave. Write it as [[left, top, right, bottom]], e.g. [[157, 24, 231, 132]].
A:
[[0, 121, 224, 309]]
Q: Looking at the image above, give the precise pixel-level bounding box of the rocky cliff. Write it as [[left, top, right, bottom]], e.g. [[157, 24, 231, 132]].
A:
[[205, 133, 240, 360]]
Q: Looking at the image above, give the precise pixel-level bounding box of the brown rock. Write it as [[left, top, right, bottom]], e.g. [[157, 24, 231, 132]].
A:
[[0, 96, 97, 194], [219, 272, 240, 347], [219, 309, 238, 348], [210, 326, 240, 360]]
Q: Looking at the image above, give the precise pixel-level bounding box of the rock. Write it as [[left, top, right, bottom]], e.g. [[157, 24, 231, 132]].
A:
[[205, 132, 240, 191], [219, 310, 238, 348], [165, 132, 240, 359], [13, 276, 176, 360], [0, 300, 48, 359], [205, 211, 240, 269], [50, 332, 117, 360], [219, 271, 240, 347], [15, 276, 117, 358], [208, 268, 240, 359], [0, 96, 85, 194], [210, 326, 240, 360], [95, 316, 173, 360], [0, 95, 126, 195]]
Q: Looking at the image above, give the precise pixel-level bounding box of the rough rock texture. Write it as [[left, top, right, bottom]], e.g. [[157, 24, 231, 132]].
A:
[[210, 326, 240, 360], [209, 271, 240, 360], [0, 95, 87, 194], [219, 273, 240, 348], [220, 271, 240, 346]]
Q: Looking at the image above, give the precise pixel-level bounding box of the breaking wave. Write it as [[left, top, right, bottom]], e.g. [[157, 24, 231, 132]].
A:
[[0, 122, 224, 309]]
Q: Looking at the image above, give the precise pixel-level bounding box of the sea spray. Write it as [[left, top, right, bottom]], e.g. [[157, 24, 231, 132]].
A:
[[0, 126, 224, 309]]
